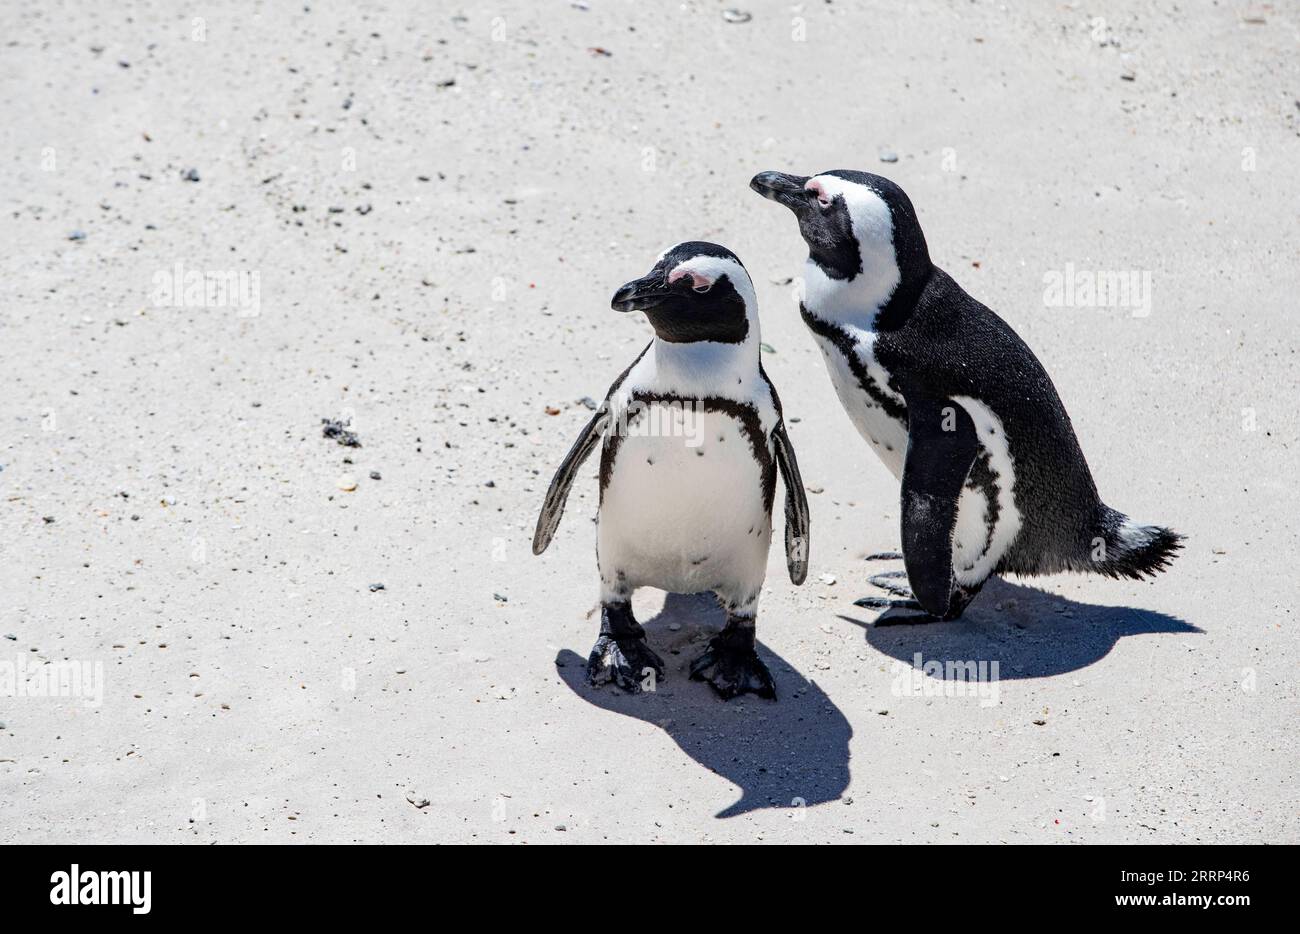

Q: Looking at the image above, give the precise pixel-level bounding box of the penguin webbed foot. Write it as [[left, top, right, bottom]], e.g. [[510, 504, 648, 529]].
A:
[[586, 602, 664, 693], [867, 569, 915, 599], [855, 563, 927, 616], [854, 594, 926, 612], [858, 556, 980, 621], [864, 606, 942, 626], [689, 624, 775, 700], [855, 573, 980, 624]]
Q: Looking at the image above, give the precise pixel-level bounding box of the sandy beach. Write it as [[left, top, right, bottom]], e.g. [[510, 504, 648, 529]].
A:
[[1, 0, 1297, 843]]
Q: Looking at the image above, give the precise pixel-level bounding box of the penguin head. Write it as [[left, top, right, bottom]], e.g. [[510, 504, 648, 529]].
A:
[[610, 241, 756, 344], [750, 169, 931, 289]]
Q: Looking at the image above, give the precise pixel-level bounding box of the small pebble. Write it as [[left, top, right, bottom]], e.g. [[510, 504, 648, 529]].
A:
[[369, 470, 381, 480], [369, 582, 385, 592], [321, 418, 362, 447], [879, 148, 899, 163], [67, 230, 87, 241], [337, 474, 358, 491], [180, 167, 200, 182], [722, 8, 752, 23]]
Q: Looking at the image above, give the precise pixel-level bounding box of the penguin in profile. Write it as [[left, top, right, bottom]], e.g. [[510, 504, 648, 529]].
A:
[[533, 242, 810, 698], [750, 169, 1181, 621]]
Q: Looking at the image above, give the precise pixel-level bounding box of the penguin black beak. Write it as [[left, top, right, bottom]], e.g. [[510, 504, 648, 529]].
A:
[[611, 276, 672, 313], [750, 171, 809, 210]]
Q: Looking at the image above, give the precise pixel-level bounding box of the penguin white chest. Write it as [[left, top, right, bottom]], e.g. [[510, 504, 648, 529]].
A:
[[812, 332, 909, 478], [598, 404, 772, 592]]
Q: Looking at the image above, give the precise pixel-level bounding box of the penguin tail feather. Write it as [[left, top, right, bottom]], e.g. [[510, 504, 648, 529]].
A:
[[1094, 508, 1184, 581]]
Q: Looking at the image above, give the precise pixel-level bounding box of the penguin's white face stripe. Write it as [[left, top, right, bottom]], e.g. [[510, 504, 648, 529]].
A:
[[802, 176, 901, 317], [668, 255, 757, 313], [811, 175, 897, 272]]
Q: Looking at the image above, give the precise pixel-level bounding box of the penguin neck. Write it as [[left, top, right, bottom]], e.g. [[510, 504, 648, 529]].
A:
[[802, 255, 897, 331], [803, 252, 932, 333], [650, 326, 760, 399]]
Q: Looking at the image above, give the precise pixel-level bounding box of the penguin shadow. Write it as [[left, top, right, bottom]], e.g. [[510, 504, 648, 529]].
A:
[[843, 577, 1200, 678], [554, 592, 852, 818]]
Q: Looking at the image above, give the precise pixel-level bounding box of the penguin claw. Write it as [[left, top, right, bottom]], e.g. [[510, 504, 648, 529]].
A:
[[689, 640, 776, 700], [867, 571, 915, 599], [586, 634, 665, 694], [853, 594, 925, 612]]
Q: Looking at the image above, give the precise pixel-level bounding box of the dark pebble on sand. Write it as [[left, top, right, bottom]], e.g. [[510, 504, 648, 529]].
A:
[[321, 418, 362, 447]]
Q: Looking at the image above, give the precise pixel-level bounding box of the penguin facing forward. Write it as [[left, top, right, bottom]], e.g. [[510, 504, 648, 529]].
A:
[[749, 169, 1181, 621], [533, 242, 810, 698]]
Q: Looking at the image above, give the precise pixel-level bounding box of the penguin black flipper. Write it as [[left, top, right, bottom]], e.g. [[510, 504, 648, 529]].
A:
[[771, 421, 810, 585], [899, 391, 980, 619], [532, 406, 610, 555]]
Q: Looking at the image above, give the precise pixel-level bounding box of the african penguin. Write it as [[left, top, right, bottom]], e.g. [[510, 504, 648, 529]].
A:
[[750, 169, 1182, 621], [533, 242, 810, 698]]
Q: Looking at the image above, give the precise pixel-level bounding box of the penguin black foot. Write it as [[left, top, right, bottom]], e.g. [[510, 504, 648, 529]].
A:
[[586, 602, 664, 693], [868, 569, 915, 598], [853, 594, 926, 614], [855, 568, 924, 613], [689, 621, 775, 700], [855, 578, 982, 623]]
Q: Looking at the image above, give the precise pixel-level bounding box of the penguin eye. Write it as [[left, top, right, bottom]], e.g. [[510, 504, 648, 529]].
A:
[[692, 282, 712, 294]]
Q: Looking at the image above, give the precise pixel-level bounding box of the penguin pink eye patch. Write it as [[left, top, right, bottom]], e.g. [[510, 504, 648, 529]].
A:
[[806, 180, 831, 206], [669, 267, 714, 292]]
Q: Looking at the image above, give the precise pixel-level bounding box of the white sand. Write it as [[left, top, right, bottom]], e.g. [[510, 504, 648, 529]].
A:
[[1, 0, 1296, 843]]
